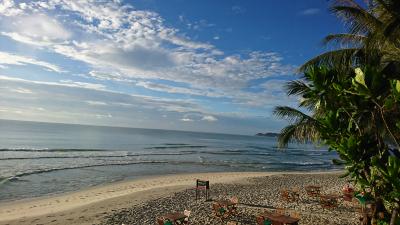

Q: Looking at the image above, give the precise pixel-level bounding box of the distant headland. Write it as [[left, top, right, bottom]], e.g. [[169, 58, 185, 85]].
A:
[[255, 132, 279, 137]]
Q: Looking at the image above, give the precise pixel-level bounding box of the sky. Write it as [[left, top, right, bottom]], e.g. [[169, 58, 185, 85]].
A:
[[0, 0, 345, 135]]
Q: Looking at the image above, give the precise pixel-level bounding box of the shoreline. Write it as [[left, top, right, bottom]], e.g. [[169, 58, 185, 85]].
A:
[[0, 171, 343, 225]]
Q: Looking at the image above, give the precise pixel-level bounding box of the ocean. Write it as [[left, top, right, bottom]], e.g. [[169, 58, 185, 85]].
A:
[[0, 119, 340, 202]]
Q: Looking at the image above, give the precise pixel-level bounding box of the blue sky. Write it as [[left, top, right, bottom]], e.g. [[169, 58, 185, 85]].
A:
[[0, 0, 344, 134]]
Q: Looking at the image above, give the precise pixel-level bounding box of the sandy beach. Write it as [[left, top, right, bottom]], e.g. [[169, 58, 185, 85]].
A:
[[0, 172, 279, 225], [0, 171, 360, 225]]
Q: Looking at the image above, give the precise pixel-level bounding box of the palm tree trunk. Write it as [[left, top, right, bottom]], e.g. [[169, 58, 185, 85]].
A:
[[390, 207, 398, 225]]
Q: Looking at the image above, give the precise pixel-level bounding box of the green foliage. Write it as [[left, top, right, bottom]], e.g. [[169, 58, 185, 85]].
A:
[[273, 1, 400, 223]]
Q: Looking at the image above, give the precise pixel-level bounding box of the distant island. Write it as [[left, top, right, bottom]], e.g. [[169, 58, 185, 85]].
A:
[[255, 132, 279, 137]]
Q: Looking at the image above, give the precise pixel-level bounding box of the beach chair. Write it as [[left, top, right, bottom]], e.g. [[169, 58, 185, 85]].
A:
[[195, 179, 210, 201]]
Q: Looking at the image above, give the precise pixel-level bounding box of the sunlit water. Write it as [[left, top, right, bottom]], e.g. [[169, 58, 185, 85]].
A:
[[0, 119, 340, 202]]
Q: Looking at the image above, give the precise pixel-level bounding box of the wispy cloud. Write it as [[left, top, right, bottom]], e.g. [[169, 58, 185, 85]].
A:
[[0, 0, 298, 133], [86, 100, 108, 106], [299, 8, 321, 16], [202, 115, 218, 122], [232, 5, 246, 14], [180, 118, 194, 122], [0, 51, 64, 73]]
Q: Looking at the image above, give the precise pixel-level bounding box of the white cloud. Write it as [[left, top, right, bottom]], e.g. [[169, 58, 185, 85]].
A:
[[59, 80, 106, 90], [181, 118, 193, 122], [0, 76, 288, 134], [0, 0, 296, 110], [299, 8, 321, 16], [232, 5, 246, 14], [86, 100, 108, 106], [202, 115, 218, 122], [11, 87, 33, 94], [0, 0, 23, 16], [0, 75, 106, 91], [0, 75, 206, 115], [11, 14, 70, 42], [96, 113, 112, 119], [0, 51, 64, 73]]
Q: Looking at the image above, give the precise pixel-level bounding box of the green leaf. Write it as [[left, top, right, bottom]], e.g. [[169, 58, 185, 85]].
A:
[[354, 68, 367, 87], [396, 80, 400, 93], [384, 97, 394, 109]]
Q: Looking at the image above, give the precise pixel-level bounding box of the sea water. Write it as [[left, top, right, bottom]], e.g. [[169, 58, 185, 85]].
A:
[[0, 119, 340, 201]]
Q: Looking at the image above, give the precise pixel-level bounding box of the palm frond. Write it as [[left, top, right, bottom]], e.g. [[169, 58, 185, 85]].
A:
[[273, 106, 313, 124], [277, 124, 297, 148], [331, 5, 383, 34], [277, 118, 321, 148], [285, 80, 311, 96], [322, 33, 366, 47], [383, 18, 400, 38], [374, 0, 400, 20], [299, 98, 320, 111], [299, 48, 360, 72]]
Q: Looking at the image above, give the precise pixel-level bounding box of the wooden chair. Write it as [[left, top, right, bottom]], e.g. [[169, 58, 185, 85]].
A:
[[319, 195, 338, 209], [292, 188, 300, 201], [280, 189, 291, 202], [195, 179, 210, 201], [305, 186, 321, 197], [281, 189, 298, 202], [343, 190, 354, 202]]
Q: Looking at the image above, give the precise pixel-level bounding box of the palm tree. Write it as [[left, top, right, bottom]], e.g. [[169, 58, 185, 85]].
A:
[[274, 1, 400, 224], [300, 0, 400, 74], [277, 0, 400, 153]]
